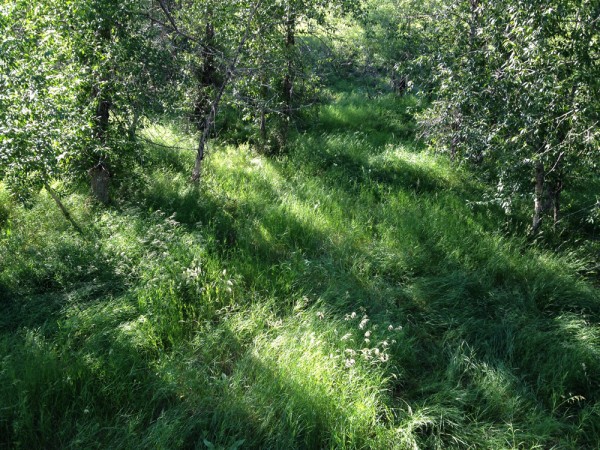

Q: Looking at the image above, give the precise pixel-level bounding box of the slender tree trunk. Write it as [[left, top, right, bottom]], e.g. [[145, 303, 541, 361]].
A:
[[128, 107, 141, 140], [44, 183, 84, 234], [193, 21, 216, 128], [90, 92, 112, 204], [190, 0, 263, 183], [94, 94, 111, 143], [190, 20, 216, 184], [450, 135, 458, 162], [552, 175, 563, 230], [260, 83, 268, 149], [532, 160, 545, 234], [192, 136, 206, 182], [282, 6, 296, 143], [90, 24, 112, 205], [449, 111, 460, 163], [469, 0, 480, 49]]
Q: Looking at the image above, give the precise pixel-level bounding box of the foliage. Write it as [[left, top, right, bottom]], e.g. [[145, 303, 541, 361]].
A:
[[0, 0, 176, 201], [1, 1, 600, 447], [0, 1, 90, 200], [417, 0, 600, 233]]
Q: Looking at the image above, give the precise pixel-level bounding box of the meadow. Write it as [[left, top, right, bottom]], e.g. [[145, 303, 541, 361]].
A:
[[1, 87, 599, 449]]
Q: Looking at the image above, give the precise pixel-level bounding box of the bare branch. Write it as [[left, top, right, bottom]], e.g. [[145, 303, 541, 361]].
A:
[[157, 0, 180, 34], [192, 0, 264, 182]]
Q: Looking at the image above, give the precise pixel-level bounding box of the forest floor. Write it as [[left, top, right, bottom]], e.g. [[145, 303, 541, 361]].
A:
[[1, 85, 599, 449]]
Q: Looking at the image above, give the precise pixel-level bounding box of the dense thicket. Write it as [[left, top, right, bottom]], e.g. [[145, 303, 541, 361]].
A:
[[1, 0, 360, 196]]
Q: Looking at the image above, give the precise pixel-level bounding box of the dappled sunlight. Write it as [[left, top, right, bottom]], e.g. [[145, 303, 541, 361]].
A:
[[2, 0, 598, 445], [220, 308, 401, 448], [2, 81, 599, 448]]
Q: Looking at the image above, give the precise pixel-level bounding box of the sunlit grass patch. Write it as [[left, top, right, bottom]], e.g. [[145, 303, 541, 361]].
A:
[[317, 91, 421, 141], [217, 307, 400, 449]]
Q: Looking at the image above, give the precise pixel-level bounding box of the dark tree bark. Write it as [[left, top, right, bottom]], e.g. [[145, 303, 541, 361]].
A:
[[191, 0, 263, 183], [193, 20, 217, 128], [89, 163, 111, 205], [281, 6, 296, 143], [532, 160, 545, 235], [469, 0, 480, 49], [190, 19, 217, 181], [94, 92, 111, 143], [90, 23, 112, 205], [392, 74, 407, 95]]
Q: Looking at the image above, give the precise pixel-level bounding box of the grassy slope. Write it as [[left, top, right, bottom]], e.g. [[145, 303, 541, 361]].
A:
[[1, 89, 599, 449]]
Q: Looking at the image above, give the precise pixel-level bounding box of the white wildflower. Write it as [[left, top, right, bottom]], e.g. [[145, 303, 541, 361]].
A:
[[359, 316, 369, 329]]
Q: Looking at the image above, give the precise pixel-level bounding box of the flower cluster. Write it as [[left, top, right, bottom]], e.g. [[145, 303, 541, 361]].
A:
[[341, 309, 403, 368]]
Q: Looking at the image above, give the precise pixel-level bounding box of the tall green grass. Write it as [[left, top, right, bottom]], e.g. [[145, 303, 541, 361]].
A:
[[1, 90, 599, 448]]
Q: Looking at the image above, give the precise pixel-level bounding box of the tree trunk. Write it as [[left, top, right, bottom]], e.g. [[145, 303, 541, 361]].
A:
[[89, 163, 111, 205], [190, 0, 263, 183], [282, 6, 296, 143], [90, 23, 112, 205], [190, 20, 217, 184], [391, 65, 407, 95], [552, 176, 563, 230], [469, 0, 480, 49], [94, 94, 111, 143], [44, 182, 83, 234], [449, 111, 460, 163], [450, 135, 458, 162], [193, 20, 216, 128], [259, 74, 268, 152], [128, 107, 141, 140], [90, 92, 112, 205], [191, 134, 206, 183], [260, 107, 267, 144], [532, 160, 545, 234]]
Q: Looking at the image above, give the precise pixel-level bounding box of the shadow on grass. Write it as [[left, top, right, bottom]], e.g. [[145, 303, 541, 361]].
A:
[[1, 290, 391, 449], [147, 84, 597, 445], [22, 89, 594, 447], [0, 228, 126, 335]]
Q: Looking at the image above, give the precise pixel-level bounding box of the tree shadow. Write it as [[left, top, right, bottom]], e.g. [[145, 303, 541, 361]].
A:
[[143, 85, 600, 446], [5, 87, 600, 448], [194, 131, 600, 445], [0, 229, 126, 335]]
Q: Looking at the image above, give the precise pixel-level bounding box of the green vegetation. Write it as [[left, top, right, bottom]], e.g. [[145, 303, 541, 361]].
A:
[[2, 89, 599, 448], [2, 0, 600, 447]]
